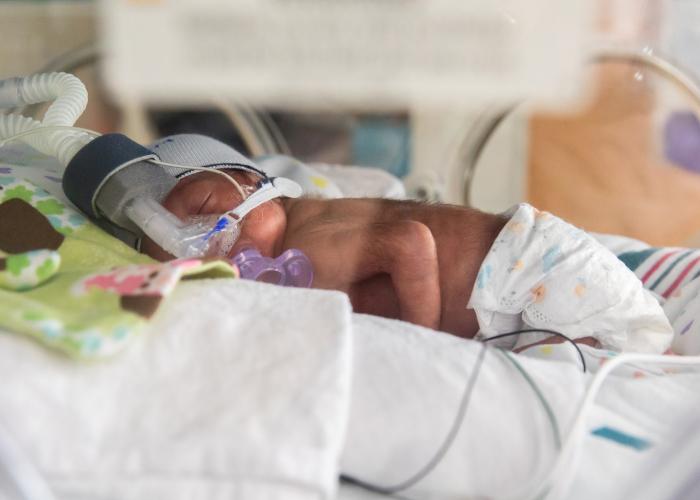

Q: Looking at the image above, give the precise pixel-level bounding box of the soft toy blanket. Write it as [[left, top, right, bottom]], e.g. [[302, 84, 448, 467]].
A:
[[0, 171, 237, 359]]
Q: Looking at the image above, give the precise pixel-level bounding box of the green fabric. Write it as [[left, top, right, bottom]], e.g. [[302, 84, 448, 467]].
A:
[[0, 175, 238, 359], [0, 250, 60, 291]]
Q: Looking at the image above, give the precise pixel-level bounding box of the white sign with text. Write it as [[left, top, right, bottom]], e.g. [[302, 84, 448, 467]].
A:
[[102, 0, 593, 109]]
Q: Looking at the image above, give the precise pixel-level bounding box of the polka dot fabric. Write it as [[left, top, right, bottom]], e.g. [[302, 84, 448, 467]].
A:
[[468, 204, 673, 354]]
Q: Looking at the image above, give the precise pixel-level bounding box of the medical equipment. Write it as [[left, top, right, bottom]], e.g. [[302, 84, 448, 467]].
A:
[[19, 41, 292, 159], [102, 0, 591, 109], [0, 72, 93, 166], [0, 72, 307, 263], [62, 130, 301, 259]]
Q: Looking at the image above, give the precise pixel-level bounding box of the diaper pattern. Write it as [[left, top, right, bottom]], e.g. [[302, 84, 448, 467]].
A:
[[468, 204, 673, 354]]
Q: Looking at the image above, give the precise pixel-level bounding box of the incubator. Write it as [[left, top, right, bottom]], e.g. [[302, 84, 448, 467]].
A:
[[3, 2, 700, 500], [452, 0, 700, 246]]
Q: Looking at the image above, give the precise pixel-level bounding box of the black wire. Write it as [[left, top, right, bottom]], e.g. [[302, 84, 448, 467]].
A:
[[340, 342, 488, 496], [339, 327, 586, 497], [481, 328, 587, 373]]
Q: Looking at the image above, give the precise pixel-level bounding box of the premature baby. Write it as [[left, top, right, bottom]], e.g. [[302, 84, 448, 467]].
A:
[[142, 135, 673, 354]]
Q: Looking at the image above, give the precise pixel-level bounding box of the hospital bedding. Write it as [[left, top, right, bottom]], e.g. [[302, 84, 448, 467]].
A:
[[1, 277, 698, 499], [1, 149, 699, 498], [0, 280, 353, 500], [338, 315, 700, 499], [0, 171, 242, 359]]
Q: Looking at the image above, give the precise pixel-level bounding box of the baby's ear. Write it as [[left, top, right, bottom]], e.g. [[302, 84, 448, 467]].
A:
[[162, 172, 241, 220]]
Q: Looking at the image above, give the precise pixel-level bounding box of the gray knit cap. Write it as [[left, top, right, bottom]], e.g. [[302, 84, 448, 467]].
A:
[[149, 134, 265, 179]]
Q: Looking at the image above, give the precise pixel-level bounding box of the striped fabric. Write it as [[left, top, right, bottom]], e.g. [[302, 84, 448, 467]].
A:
[[618, 247, 700, 299]]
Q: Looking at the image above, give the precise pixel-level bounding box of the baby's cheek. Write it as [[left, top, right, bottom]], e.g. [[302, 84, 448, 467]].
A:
[[235, 201, 287, 257]]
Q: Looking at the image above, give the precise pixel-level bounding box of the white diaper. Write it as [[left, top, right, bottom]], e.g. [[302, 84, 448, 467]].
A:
[[467, 204, 673, 353]]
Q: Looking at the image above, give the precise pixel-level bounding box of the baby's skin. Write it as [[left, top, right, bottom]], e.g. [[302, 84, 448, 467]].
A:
[[142, 170, 507, 338]]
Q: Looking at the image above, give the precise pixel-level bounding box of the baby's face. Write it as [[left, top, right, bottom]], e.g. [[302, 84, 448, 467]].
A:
[[141, 170, 288, 261]]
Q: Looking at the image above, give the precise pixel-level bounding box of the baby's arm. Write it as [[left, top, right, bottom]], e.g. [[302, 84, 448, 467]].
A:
[[345, 220, 442, 330], [379, 220, 441, 329], [282, 199, 442, 330]]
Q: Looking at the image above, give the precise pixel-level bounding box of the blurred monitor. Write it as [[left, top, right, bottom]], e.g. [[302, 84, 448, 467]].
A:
[[101, 0, 593, 110]]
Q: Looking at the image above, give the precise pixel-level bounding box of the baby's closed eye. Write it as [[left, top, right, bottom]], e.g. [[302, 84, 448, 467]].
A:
[[163, 171, 251, 220]]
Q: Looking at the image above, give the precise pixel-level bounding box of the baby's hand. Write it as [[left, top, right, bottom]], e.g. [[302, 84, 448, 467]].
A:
[[282, 198, 442, 330]]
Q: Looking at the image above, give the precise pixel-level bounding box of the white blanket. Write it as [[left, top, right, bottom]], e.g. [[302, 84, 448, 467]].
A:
[[1, 278, 698, 500], [340, 318, 700, 500], [340, 314, 587, 499], [0, 279, 353, 500]]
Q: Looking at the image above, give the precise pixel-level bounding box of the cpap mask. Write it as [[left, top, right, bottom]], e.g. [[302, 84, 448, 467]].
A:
[[122, 170, 302, 260], [64, 132, 315, 286], [64, 133, 314, 286], [59, 132, 305, 259]]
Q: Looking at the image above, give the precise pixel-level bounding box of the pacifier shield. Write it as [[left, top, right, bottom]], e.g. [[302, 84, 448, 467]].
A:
[[232, 247, 313, 287]]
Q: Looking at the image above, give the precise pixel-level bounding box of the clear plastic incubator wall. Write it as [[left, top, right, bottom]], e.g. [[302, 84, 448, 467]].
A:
[[2, 1, 700, 500]]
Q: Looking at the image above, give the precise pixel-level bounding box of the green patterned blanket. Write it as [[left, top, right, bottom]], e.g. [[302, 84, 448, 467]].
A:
[[0, 171, 237, 359]]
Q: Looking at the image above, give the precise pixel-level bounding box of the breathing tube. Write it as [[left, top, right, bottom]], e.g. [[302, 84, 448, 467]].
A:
[[0, 72, 313, 287], [0, 73, 93, 165]]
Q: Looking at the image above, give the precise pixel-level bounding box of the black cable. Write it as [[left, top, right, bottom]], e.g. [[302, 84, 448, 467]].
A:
[[340, 342, 488, 496], [339, 328, 585, 497], [481, 328, 587, 373]]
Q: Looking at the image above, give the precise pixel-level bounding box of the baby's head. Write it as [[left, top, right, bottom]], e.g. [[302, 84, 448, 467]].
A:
[[142, 169, 288, 261], [141, 135, 288, 261]]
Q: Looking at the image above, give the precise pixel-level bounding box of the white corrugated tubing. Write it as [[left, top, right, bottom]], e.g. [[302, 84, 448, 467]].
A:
[[0, 72, 93, 166]]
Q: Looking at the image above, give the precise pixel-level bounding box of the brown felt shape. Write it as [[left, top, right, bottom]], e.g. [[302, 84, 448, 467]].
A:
[[0, 199, 64, 253], [120, 295, 162, 318]]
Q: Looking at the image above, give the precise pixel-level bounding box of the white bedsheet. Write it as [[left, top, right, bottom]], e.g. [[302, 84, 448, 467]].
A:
[[341, 314, 585, 499], [0, 278, 698, 500], [338, 318, 700, 500]]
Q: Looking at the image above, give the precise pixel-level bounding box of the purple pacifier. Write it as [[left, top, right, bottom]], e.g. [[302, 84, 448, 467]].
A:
[[232, 248, 314, 288]]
